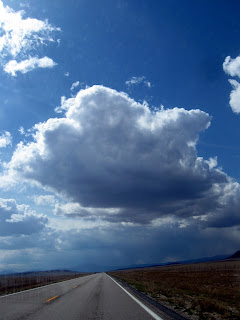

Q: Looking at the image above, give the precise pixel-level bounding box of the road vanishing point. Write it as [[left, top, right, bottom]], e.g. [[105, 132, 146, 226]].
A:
[[0, 273, 177, 320]]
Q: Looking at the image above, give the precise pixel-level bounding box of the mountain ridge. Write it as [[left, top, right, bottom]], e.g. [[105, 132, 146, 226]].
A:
[[71, 253, 230, 272], [227, 250, 240, 259], [1, 251, 237, 275]]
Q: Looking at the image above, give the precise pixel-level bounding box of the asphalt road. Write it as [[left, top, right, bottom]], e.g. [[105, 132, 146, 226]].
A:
[[0, 273, 168, 320]]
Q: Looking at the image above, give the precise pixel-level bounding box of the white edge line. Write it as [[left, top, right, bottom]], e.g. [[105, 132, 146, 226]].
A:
[[0, 274, 93, 299], [106, 274, 163, 320]]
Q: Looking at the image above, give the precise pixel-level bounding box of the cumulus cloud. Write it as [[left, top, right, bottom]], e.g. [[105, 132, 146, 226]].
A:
[[223, 56, 240, 78], [227, 79, 240, 113], [0, 198, 47, 236], [4, 85, 240, 226], [126, 76, 151, 88], [4, 56, 57, 76], [223, 55, 240, 113], [0, 131, 11, 148]]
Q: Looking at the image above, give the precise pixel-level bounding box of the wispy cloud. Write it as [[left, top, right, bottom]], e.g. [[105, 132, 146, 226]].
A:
[[4, 56, 57, 76], [33, 195, 56, 206], [19, 2, 30, 9], [126, 76, 151, 88], [0, 0, 60, 74], [0, 131, 12, 148], [70, 81, 80, 91], [18, 127, 25, 135]]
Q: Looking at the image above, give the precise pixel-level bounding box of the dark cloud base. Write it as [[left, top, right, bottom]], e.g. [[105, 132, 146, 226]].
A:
[[6, 85, 240, 228]]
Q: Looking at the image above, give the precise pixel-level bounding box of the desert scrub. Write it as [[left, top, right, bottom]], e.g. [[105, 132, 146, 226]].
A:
[[109, 259, 240, 320]]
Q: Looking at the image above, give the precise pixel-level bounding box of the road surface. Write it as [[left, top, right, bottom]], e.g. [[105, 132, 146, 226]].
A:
[[0, 273, 170, 320]]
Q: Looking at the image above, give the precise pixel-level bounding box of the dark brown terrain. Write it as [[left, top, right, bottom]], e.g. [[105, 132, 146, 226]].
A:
[[109, 258, 240, 320]]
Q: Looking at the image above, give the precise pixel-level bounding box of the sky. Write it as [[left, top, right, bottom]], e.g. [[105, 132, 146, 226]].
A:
[[0, 0, 240, 272]]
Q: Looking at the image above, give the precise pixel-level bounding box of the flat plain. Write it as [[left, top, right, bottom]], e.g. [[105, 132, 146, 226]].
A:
[[0, 271, 87, 296], [109, 259, 240, 320]]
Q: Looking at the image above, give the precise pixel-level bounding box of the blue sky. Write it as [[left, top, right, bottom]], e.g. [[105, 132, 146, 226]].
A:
[[0, 0, 240, 272]]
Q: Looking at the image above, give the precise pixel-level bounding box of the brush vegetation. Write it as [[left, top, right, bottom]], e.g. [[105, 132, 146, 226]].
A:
[[109, 259, 240, 320], [0, 270, 89, 295]]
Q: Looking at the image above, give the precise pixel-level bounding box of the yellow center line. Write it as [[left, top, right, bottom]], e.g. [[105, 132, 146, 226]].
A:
[[45, 295, 59, 303]]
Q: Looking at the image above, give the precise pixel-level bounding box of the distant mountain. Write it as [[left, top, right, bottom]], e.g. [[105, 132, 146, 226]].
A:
[[72, 264, 114, 273], [71, 262, 162, 273], [110, 254, 229, 271], [227, 250, 240, 259], [176, 254, 229, 265], [1, 252, 236, 275], [0, 269, 16, 275], [0, 269, 84, 277], [71, 254, 230, 273]]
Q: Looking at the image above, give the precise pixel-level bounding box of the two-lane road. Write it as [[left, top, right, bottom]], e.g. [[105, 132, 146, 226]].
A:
[[0, 273, 169, 320]]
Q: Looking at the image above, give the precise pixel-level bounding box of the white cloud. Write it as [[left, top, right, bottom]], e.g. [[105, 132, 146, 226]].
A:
[[65, 72, 70, 77], [0, 198, 47, 236], [4, 85, 240, 226], [223, 56, 240, 78], [223, 55, 240, 113], [33, 195, 56, 206], [0, 0, 60, 57], [18, 126, 25, 135], [4, 56, 57, 76], [54, 201, 119, 219], [0, 131, 12, 148], [227, 79, 240, 113], [126, 76, 151, 88], [205, 156, 218, 169], [70, 81, 80, 91], [145, 81, 151, 88], [0, 0, 60, 74], [20, 3, 30, 9], [54, 202, 88, 218]]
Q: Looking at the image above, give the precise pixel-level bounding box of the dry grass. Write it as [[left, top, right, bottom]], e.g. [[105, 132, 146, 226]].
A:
[[0, 271, 88, 295], [109, 259, 240, 320]]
